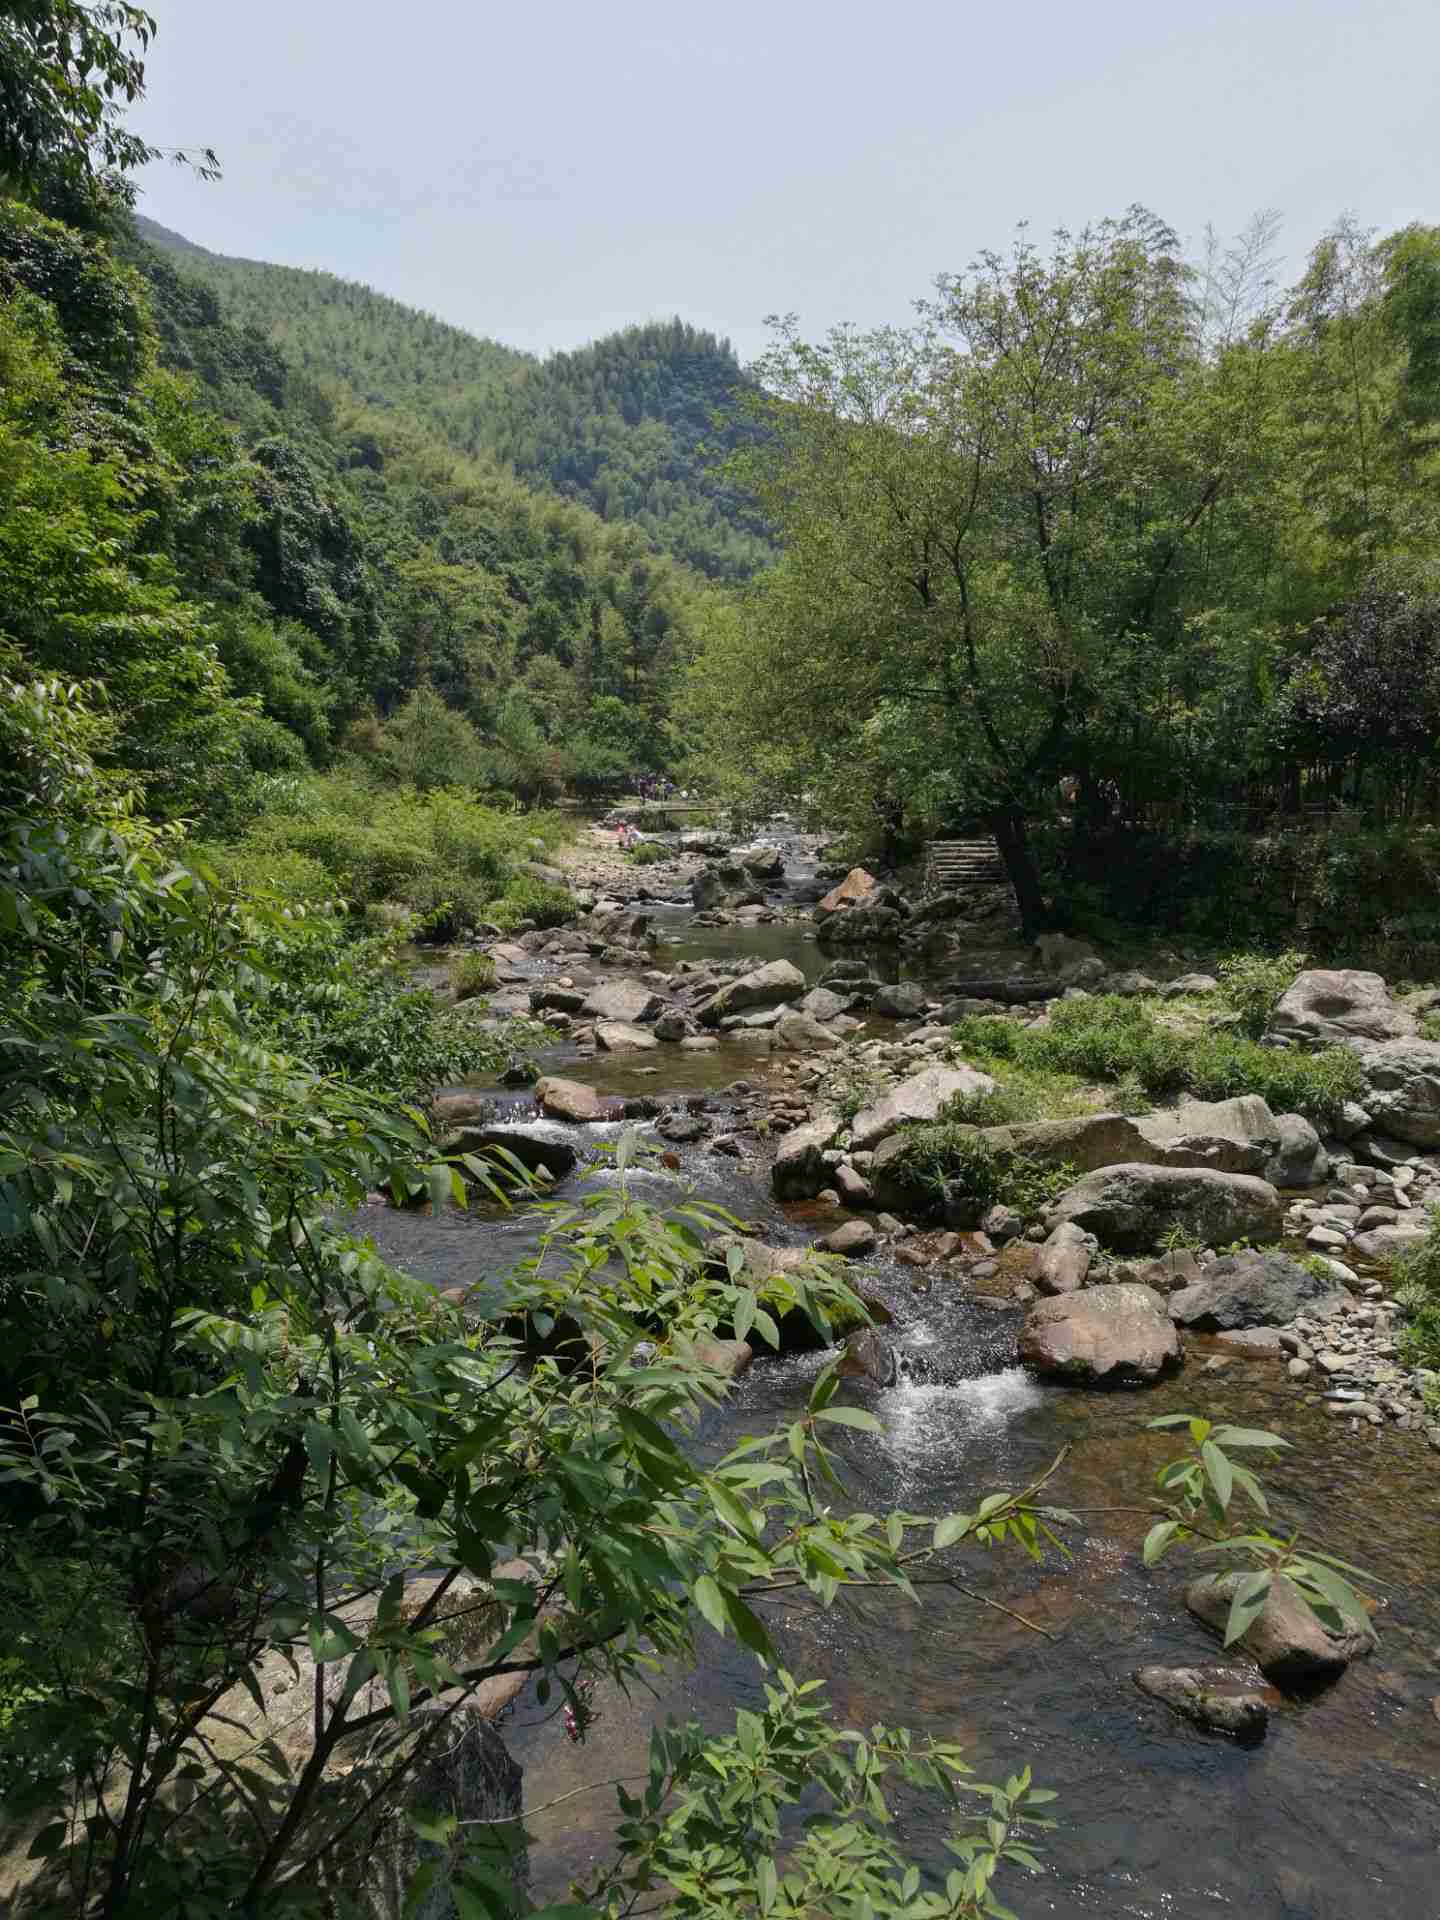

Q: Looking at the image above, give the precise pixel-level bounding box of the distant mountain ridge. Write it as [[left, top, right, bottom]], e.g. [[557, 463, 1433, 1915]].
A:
[[137, 215, 772, 580]]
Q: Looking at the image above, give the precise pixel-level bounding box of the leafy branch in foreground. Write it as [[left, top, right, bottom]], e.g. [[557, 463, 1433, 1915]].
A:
[[1141, 1415, 1372, 1646]]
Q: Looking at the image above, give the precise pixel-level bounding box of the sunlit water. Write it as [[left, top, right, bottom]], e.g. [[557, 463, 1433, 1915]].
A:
[[371, 899, 1440, 1919]]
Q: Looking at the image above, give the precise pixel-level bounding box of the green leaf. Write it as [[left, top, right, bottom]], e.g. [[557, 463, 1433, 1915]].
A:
[[1222, 1571, 1272, 1646], [757, 1856, 778, 1913], [692, 1574, 727, 1636], [1210, 1426, 1288, 1451], [1201, 1440, 1234, 1511], [814, 1406, 881, 1433], [933, 1513, 970, 1550], [1142, 1519, 1180, 1567]]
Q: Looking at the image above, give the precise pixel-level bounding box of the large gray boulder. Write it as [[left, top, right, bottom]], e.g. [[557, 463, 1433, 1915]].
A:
[[699, 959, 807, 1026], [1136, 1095, 1282, 1175], [736, 843, 784, 879], [1186, 1572, 1375, 1683], [1269, 968, 1414, 1047], [771, 1108, 842, 1199], [1018, 1283, 1181, 1384], [1168, 1249, 1348, 1330], [1043, 1164, 1283, 1253], [799, 986, 851, 1022], [534, 1076, 624, 1123], [849, 1065, 997, 1151], [1266, 1112, 1330, 1188], [979, 1112, 1162, 1173], [595, 1021, 659, 1053], [582, 977, 663, 1024], [773, 1010, 843, 1052], [871, 980, 928, 1019], [1353, 1039, 1440, 1146]]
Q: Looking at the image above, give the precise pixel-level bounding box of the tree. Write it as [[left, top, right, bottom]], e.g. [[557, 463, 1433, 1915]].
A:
[[707, 212, 1289, 924], [0, 3, 217, 222]]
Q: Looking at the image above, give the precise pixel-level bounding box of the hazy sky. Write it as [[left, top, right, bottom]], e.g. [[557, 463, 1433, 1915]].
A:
[[133, 0, 1437, 364]]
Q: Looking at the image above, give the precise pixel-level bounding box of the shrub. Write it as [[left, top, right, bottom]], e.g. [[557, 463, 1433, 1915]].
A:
[[485, 876, 575, 931], [451, 950, 497, 1000], [882, 1125, 1076, 1220], [1216, 948, 1308, 1037], [627, 839, 672, 866], [1390, 1208, 1440, 1369]]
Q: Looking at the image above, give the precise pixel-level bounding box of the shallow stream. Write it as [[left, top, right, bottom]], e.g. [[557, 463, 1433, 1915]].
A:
[[371, 902, 1440, 1917]]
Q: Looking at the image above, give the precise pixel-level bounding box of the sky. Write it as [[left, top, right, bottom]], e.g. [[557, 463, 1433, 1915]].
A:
[[132, 0, 1439, 365]]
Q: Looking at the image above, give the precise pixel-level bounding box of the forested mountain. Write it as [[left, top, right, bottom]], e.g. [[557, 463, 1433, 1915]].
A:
[[137, 216, 772, 579]]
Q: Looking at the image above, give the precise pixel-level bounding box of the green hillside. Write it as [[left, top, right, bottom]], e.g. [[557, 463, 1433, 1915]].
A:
[[136, 216, 772, 579]]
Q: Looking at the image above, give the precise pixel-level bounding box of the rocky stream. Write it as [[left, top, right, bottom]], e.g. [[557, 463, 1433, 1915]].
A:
[[373, 827, 1440, 1919]]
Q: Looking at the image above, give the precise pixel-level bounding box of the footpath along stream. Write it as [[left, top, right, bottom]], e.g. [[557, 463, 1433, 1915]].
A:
[[365, 903, 1440, 1919]]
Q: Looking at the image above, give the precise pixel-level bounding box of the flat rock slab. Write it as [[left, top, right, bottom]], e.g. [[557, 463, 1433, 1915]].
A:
[[582, 977, 664, 1024], [850, 1065, 997, 1152], [595, 1022, 659, 1053], [1043, 1164, 1282, 1254], [1018, 1283, 1181, 1385]]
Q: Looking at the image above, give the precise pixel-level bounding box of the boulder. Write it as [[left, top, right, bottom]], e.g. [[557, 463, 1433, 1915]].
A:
[[840, 1326, 898, 1385], [1133, 1666, 1269, 1739], [595, 1021, 659, 1053], [978, 1111, 1161, 1174], [1266, 1112, 1330, 1188], [444, 1126, 577, 1187], [871, 980, 929, 1020], [815, 867, 880, 918], [653, 1009, 691, 1041], [582, 977, 663, 1024], [1185, 1572, 1375, 1683], [530, 984, 586, 1014], [698, 959, 808, 1026], [691, 1337, 754, 1381], [834, 1162, 875, 1207], [1033, 932, 1103, 979], [1135, 1095, 1282, 1175], [1043, 1164, 1283, 1253], [1162, 973, 1220, 998], [534, 1076, 624, 1123], [1106, 970, 1161, 997], [1035, 1221, 1093, 1295], [818, 902, 906, 946], [981, 1203, 1024, 1244], [1168, 1249, 1348, 1330], [771, 1108, 842, 1200], [799, 986, 851, 1023], [1350, 1223, 1430, 1261], [1269, 969, 1414, 1048], [1018, 1283, 1181, 1384], [736, 844, 785, 879], [773, 1010, 843, 1052], [849, 1065, 997, 1152], [1353, 1039, 1440, 1146], [817, 1219, 878, 1258]]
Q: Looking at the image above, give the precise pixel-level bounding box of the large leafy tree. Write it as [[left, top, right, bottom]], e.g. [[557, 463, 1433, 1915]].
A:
[[701, 212, 1293, 922]]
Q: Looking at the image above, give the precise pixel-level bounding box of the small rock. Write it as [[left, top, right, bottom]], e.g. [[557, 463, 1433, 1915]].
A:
[[1134, 1665, 1269, 1739], [817, 1220, 879, 1258]]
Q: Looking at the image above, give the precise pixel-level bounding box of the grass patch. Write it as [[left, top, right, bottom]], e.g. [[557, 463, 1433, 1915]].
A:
[[881, 1125, 1077, 1222], [951, 995, 1363, 1123], [627, 840, 673, 867], [1215, 948, 1307, 1037], [451, 950, 498, 1000], [1389, 1208, 1440, 1370]]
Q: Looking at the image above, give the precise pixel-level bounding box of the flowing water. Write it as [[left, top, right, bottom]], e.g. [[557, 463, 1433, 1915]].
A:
[[372, 899, 1440, 1918]]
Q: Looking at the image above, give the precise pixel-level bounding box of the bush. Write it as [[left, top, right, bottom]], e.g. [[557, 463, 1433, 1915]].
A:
[[1216, 948, 1308, 1037], [627, 839, 672, 866], [881, 1125, 1076, 1220], [451, 950, 498, 1000], [1390, 1208, 1440, 1369], [485, 875, 575, 931], [951, 995, 1363, 1123]]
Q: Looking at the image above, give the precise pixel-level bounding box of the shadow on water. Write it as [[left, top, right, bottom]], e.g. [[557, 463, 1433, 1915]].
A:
[[367, 915, 1440, 1919]]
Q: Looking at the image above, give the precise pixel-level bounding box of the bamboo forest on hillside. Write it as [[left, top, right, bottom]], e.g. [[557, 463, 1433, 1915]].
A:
[[3, 7, 1440, 1920]]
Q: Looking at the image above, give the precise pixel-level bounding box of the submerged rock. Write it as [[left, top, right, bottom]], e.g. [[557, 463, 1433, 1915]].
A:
[[840, 1326, 898, 1386], [1134, 1665, 1270, 1739]]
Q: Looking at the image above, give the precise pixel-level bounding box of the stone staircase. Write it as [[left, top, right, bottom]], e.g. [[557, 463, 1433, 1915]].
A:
[[923, 837, 1007, 893]]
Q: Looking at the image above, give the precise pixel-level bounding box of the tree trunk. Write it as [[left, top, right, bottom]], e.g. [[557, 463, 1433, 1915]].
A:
[[990, 809, 1049, 934]]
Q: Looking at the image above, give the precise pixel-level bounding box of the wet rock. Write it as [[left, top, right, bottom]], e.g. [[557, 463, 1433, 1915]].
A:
[[872, 981, 928, 1020], [1353, 1039, 1440, 1147], [817, 1219, 878, 1257], [582, 977, 664, 1024], [657, 1110, 707, 1144], [771, 1108, 843, 1200], [444, 1126, 578, 1188], [1168, 1250, 1348, 1331], [835, 1163, 875, 1207], [534, 1076, 624, 1123], [849, 1065, 998, 1152], [1269, 969, 1414, 1047], [1134, 1665, 1269, 1739], [841, 1327, 898, 1386], [430, 1090, 494, 1128], [1017, 1283, 1181, 1385], [1185, 1572, 1376, 1683], [596, 1021, 659, 1053], [1035, 1221, 1093, 1295], [680, 1035, 719, 1051], [699, 959, 808, 1026], [1043, 1164, 1283, 1254], [692, 1338, 754, 1380]]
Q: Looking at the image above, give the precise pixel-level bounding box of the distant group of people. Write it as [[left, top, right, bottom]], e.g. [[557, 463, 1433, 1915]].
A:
[[636, 775, 683, 802]]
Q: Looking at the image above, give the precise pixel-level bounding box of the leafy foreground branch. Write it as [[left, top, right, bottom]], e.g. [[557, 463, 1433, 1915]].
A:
[[0, 680, 1375, 1917]]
